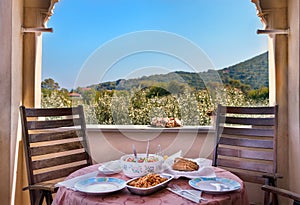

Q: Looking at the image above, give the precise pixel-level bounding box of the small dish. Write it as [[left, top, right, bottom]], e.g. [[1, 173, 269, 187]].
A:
[[188, 177, 241, 194], [74, 177, 126, 194], [126, 173, 173, 195], [98, 160, 122, 175]]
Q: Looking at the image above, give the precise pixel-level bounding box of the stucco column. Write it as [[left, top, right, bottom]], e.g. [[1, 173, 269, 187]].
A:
[[259, 0, 289, 197], [15, 1, 56, 204], [287, 0, 300, 194], [252, 0, 289, 203]]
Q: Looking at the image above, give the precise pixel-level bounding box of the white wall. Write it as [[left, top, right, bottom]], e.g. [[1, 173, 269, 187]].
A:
[[86, 126, 215, 163], [0, 0, 23, 204], [288, 0, 300, 194]]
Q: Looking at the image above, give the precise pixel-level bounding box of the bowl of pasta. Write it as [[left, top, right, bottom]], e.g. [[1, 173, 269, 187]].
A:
[[126, 173, 173, 195], [120, 153, 164, 178]]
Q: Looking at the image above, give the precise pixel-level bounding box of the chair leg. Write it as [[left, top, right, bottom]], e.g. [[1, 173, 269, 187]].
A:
[[264, 191, 271, 205], [28, 190, 37, 205], [272, 192, 278, 205], [29, 190, 44, 205], [264, 178, 278, 205], [34, 190, 44, 205], [44, 191, 53, 205]]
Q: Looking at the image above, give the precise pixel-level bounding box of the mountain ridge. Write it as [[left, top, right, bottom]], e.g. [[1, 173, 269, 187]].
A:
[[87, 51, 268, 91]]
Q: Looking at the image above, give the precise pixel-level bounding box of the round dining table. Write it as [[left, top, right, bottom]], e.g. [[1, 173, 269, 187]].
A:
[[52, 163, 249, 205]]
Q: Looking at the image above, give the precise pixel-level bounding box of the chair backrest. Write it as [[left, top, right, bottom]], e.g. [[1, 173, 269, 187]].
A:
[[212, 104, 278, 184], [20, 105, 93, 188]]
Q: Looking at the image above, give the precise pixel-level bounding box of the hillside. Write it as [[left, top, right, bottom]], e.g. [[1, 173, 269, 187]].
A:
[[89, 52, 268, 91], [219, 52, 268, 89]]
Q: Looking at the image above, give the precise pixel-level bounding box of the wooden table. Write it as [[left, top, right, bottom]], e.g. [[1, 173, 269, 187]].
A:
[[52, 164, 249, 205]]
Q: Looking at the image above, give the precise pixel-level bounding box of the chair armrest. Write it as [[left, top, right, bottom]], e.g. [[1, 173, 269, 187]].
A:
[[25, 184, 58, 192], [262, 185, 300, 202]]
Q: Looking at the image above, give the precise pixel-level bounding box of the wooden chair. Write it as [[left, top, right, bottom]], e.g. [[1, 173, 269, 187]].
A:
[[262, 185, 300, 205], [212, 104, 281, 205], [20, 105, 93, 205]]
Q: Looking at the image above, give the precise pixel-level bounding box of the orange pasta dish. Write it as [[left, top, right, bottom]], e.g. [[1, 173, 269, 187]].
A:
[[128, 173, 168, 188]]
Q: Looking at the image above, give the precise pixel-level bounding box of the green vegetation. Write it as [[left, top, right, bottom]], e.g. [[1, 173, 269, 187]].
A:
[[41, 52, 269, 125]]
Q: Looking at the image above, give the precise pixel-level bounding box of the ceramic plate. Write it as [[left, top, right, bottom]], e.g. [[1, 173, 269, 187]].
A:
[[74, 177, 126, 194], [98, 160, 122, 175], [188, 177, 241, 194]]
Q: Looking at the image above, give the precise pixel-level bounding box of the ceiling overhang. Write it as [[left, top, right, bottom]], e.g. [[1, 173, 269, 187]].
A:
[[43, 0, 60, 26], [251, 0, 289, 35], [22, 0, 59, 33]]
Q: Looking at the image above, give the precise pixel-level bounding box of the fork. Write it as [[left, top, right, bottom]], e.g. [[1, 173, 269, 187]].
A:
[[172, 184, 207, 202]]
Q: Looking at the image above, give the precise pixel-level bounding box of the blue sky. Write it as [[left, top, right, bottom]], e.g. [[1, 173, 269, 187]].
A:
[[42, 0, 267, 90]]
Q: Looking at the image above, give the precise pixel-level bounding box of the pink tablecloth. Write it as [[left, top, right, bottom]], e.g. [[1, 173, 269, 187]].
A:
[[52, 164, 249, 205]]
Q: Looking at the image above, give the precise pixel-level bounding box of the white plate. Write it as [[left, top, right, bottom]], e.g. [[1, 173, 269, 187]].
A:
[[188, 177, 241, 194], [98, 160, 122, 175], [74, 177, 126, 194]]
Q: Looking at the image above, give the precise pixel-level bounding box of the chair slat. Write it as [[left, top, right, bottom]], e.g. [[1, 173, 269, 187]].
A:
[[27, 118, 82, 130], [25, 107, 80, 117], [33, 164, 88, 184], [29, 130, 83, 143], [219, 137, 274, 148], [221, 127, 274, 137], [232, 170, 266, 184], [30, 141, 84, 156], [218, 147, 274, 161], [225, 117, 275, 126], [32, 152, 90, 170], [222, 106, 277, 115], [217, 158, 274, 173]]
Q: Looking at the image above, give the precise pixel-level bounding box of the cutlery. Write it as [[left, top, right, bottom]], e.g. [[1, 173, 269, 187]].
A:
[[167, 184, 207, 203], [132, 144, 138, 161], [145, 139, 150, 159], [173, 184, 207, 201], [156, 144, 161, 156]]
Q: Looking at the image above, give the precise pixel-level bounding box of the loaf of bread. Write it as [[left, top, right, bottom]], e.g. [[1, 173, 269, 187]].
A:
[[172, 157, 199, 171]]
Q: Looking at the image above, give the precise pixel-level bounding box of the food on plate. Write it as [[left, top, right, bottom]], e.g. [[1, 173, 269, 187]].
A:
[[125, 155, 159, 163], [127, 173, 168, 188], [172, 157, 199, 171], [151, 117, 183, 128]]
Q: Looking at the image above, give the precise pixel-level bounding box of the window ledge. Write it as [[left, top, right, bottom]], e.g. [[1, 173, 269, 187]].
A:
[[86, 124, 214, 133]]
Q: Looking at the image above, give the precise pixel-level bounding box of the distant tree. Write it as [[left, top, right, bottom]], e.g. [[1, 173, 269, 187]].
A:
[[41, 78, 60, 91], [167, 80, 189, 94], [248, 87, 269, 100], [145, 86, 171, 98], [41, 78, 71, 108]]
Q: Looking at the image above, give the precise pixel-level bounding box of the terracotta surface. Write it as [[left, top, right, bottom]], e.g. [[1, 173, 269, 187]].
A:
[[53, 164, 249, 205]]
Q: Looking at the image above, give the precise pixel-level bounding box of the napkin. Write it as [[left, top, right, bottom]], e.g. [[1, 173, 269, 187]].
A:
[[98, 160, 122, 175], [55, 171, 99, 191]]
